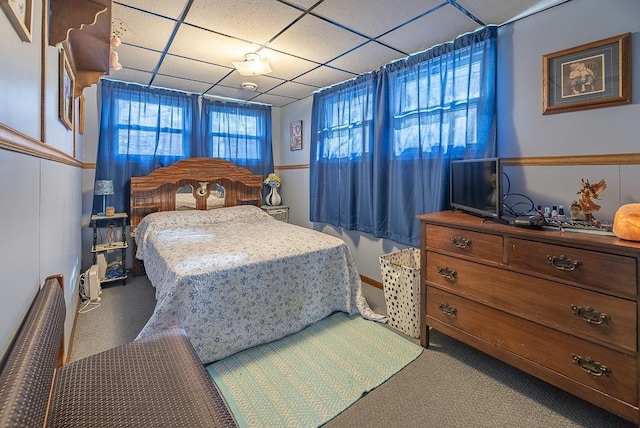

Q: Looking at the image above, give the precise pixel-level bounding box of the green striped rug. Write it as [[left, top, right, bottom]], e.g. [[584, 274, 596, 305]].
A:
[[206, 312, 423, 428]]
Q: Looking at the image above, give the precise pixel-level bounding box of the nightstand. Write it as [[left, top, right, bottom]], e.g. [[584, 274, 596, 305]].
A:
[[262, 205, 289, 222], [91, 213, 128, 284]]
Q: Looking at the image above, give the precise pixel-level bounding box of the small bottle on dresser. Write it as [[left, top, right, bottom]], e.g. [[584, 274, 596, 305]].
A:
[[557, 205, 566, 221]]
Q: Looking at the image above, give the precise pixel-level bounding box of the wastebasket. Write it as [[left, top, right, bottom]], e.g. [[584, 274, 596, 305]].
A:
[[379, 248, 421, 338]]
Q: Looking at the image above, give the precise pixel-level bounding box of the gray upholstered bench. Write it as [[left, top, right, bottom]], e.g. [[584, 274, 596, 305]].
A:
[[0, 276, 237, 427]]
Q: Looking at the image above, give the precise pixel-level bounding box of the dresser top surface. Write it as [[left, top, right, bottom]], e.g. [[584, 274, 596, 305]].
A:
[[418, 210, 640, 253]]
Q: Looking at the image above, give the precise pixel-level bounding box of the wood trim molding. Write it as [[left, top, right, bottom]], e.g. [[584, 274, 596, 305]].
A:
[[275, 164, 309, 170], [502, 153, 640, 166], [277, 155, 640, 171], [360, 274, 382, 290], [0, 123, 82, 167], [86, 155, 640, 172]]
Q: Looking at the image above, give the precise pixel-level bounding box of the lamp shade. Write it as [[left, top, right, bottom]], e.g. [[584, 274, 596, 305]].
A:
[[94, 180, 114, 196]]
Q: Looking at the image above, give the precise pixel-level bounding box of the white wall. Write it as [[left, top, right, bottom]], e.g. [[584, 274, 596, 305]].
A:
[[0, 0, 83, 360], [279, 0, 640, 282]]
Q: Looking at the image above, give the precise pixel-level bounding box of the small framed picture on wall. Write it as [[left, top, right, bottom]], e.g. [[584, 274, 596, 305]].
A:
[[59, 48, 75, 131], [290, 120, 302, 151], [0, 0, 33, 42]]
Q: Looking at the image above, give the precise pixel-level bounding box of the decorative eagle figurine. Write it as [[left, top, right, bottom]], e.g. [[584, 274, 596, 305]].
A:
[[571, 178, 607, 224]]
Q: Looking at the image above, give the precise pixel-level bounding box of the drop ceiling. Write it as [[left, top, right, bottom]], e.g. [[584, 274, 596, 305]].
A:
[[108, 0, 570, 107]]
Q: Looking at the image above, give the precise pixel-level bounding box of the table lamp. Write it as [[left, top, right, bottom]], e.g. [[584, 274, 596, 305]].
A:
[[94, 180, 114, 215]]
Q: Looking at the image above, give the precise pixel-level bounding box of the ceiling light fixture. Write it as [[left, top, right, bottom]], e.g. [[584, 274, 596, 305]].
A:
[[232, 52, 272, 76]]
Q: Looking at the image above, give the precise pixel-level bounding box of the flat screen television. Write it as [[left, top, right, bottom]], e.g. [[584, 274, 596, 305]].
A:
[[450, 157, 501, 219]]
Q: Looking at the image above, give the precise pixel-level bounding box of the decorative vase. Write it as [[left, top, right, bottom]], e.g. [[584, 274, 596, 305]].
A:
[[265, 186, 281, 206]]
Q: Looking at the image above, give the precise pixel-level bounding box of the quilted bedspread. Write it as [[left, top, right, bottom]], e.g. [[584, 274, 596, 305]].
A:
[[134, 205, 385, 364]]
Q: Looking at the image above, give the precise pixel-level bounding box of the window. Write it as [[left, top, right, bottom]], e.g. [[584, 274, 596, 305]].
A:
[[314, 74, 376, 161], [310, 27, 497, 246], [208, 110, 263, 160], [115, 100, 188, 157], [391, 49, 484, 158], [200, 97, 273, 177]]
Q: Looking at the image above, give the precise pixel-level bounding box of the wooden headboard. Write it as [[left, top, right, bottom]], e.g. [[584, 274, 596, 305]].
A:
[[130, 158, 263, 276], [130, 158, 263, 229]]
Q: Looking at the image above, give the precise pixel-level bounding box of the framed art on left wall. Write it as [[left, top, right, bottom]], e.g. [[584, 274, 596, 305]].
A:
[[0, 0, 33, 42], [59, 49, 75, 131]]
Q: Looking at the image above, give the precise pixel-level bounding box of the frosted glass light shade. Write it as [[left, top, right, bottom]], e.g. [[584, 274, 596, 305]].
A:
[[232, 53, 272, 76]]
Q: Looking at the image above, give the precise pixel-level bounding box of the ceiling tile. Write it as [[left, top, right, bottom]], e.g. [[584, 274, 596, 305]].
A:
[[158, 54, 233, 85], [379, 4, 479, 56], [104, 69, 154, 87], [258, 49, 319, 81], [169, 24, 261, 67], [267, 14, 368, 64], [250, 93, 299, 108], [185, 0, 303, 45], [151, 74, 214, 94], [457, 0, 566, 25], [115, 0, 189, 20], [292, 66, 356, 89], [114, 45, 163, 73], [283, 0, 319, 9], [204, 86, 266, 103], [327, 41, 405, 75], [110, 0, 567, 106], [113, 3, 177, 51], [217, 74, 284, 93], [267, 81, 316, 99], [313, 0, 443, 38]]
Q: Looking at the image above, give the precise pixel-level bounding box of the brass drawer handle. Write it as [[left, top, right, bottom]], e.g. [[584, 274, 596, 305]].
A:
[[450, 235, 471, 249], [437, 302, 457, 316], [547, 255, 581, 271], [570, 304, 610, 325], [437, 266, 457, 280], [571, 353, 611, 377]]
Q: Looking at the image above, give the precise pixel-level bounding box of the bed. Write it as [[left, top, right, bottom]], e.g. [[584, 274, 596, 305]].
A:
[[130, 159, 385, 364]]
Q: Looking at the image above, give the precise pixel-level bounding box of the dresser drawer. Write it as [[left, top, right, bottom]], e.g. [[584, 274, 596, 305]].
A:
[[425, 224, 503, 264], [426, 252, 637, 352], [508, 238, 637, 296], [426, 287, 638, 404]]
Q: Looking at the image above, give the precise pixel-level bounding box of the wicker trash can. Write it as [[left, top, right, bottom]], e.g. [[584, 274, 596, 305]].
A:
[[379, 248, 421, 339]]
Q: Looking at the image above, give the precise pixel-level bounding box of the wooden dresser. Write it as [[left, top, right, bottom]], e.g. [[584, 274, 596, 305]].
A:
[[418, 211, 640, 424]]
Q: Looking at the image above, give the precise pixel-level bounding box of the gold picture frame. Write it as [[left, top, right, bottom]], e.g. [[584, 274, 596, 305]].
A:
[[59, 49, 75, 131], [0, 0, 33, 42], [542, 33, 631, 115], [290, 120, 302, 151]]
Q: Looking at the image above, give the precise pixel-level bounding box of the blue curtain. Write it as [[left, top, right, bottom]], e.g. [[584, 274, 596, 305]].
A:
[[200, 98, 273, 180], [310, 26, 497, 246], [310, 73, 377, 232], [93, 81, 274, 216], [92, 80, 199, 216]]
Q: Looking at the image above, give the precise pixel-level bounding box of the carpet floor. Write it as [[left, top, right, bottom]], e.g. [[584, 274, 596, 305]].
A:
[[70, 276, 635, 427], [206, 312, 422, 428]]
